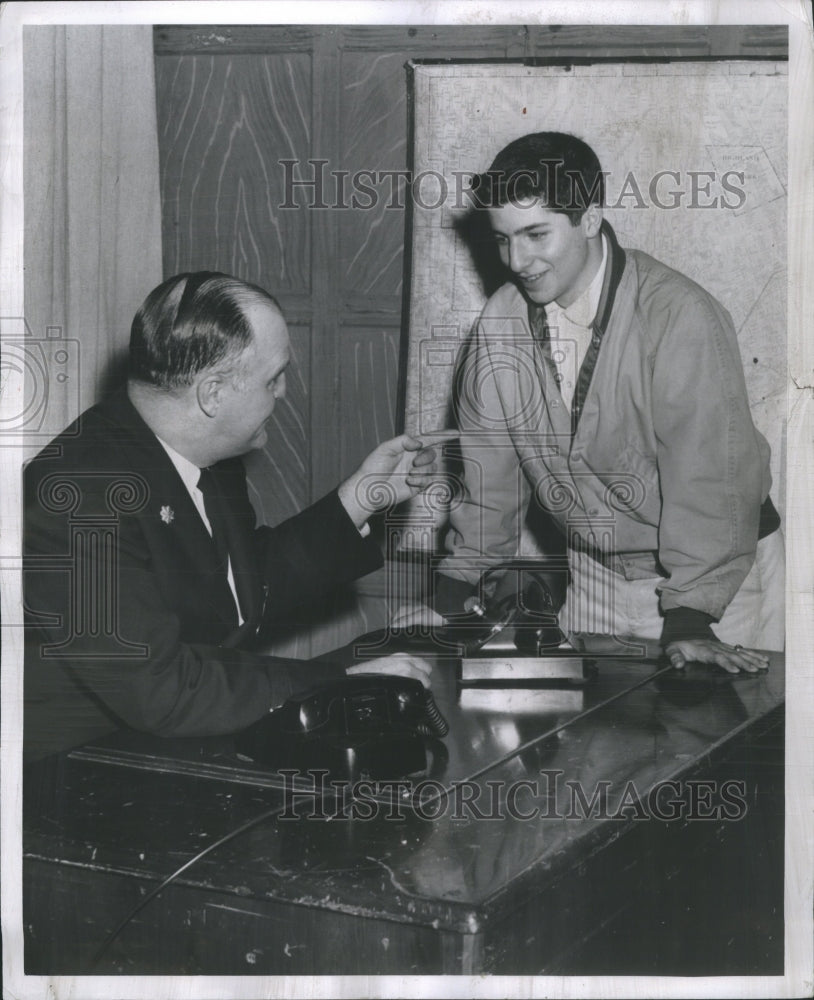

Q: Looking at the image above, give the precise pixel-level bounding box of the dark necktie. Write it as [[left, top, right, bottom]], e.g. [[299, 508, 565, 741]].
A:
[[197, 467, 239, 627], [197, 467, 231, 572]]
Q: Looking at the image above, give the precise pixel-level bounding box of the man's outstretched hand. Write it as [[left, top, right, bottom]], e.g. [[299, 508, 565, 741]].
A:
[[338, 431, 455, 529], [666, 638, 770, 674]]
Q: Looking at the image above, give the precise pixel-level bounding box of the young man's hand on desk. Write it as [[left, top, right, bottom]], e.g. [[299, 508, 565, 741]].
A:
[[391, 609, 772, 677], [346, 653, 433, 688], [666, 638, 770, 674], [391, 604, 446, 629]]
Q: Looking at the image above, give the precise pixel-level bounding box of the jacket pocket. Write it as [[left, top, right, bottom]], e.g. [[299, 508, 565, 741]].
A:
[[597, 444, 661, 526]]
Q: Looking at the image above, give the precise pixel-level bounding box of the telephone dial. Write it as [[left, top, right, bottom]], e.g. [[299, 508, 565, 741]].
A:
[[235, 674, 449, 782]]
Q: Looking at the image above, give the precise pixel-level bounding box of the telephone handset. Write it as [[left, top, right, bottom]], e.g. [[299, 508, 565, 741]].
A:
[[235, 674, 449, 782]]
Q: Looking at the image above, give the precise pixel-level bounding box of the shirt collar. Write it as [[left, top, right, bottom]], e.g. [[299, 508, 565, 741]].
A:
[[552, 233, 608, 328], [155, 434, 205, 494]]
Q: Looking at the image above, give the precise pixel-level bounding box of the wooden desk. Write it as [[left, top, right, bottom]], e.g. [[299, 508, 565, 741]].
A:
[[23, 648, 784, 976]]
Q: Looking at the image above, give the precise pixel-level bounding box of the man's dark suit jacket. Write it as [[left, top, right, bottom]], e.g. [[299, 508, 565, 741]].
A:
[[23, 387, 383, 760]]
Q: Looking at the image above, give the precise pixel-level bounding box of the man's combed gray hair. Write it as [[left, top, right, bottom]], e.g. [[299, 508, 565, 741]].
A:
[[129, 271, 280, 389]]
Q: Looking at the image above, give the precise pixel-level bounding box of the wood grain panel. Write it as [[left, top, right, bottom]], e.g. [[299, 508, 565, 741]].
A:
[[339, 326, 401, 475], [242, 322, 310, 526], [154, 24, 787, 59], [341, 25, 529, 54], [340, 24, 714, 54], [341, 293, 401, 323], [155, 52, 312, 293], [339, 52, 409, 299], [155, 50, 315, 528], [306, 29, 343, 500], [155, 24, 316, 54], [739, 25, 789, 53]]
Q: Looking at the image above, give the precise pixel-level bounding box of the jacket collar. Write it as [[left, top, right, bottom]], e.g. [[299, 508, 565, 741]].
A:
[[592, 219, 627, 341], [98, 388, 223, 555], [96, 387, 262, 628]]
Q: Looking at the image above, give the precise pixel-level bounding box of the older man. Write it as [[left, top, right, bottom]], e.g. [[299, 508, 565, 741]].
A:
[[24, 271, 434, 759]]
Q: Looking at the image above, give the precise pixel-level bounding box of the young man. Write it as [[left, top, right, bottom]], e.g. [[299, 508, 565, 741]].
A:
[[24, 271, 435, 759], [431, 132, 783, 672]]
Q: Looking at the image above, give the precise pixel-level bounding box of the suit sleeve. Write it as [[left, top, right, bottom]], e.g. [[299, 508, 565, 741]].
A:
[[23, 459, 359, 746], [257, 489, 383, 622]]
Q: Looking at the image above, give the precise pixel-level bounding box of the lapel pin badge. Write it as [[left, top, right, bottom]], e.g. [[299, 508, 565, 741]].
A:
[[160, 505, 175, 525]]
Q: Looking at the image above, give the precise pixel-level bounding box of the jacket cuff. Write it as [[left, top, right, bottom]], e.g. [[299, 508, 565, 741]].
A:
[[759, 495, 781, 539], [275, 489, 382, 587], [660, 607, 717, 646], [323, 488, 382, 567], [432, 572, 477, 619]]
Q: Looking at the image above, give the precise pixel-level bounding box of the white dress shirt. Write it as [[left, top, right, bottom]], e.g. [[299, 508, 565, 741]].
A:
[[156, 436, 243, 624], [545, 234, 608, 411]]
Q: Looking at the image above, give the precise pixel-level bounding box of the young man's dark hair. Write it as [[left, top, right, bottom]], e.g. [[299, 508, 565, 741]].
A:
[[129, 271, 280, 389], [471, 131, 606, 224]]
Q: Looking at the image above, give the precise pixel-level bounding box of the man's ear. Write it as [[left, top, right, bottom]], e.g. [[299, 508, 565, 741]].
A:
[[581, 204, 604, 239], [196, 374, 223, 418]]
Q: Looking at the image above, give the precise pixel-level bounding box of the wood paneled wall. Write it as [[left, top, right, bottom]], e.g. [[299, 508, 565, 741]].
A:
[[152, 24, 786, 653]]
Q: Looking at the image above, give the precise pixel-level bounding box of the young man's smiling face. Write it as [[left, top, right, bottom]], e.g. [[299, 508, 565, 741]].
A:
[[487, 198, 603, 308]]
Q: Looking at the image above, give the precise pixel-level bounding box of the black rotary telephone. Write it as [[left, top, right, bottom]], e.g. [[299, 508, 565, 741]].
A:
[[235, 674, 449, 782]]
